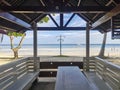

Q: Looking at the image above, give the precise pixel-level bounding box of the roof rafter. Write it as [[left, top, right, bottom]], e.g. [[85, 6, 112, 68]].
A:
[[36, 27, 86, 30], [0, 25, 16, 32], [92, 4, 120, 29], [64, 13, 75, 27], [48, 14, 59, 27], [92, 0, 115, 21], [2, 0, 11, 6], [29, 14, 47, 24], [39, 0, 45, 6], [0, 13, 30, 29], [77, 0, 81, 6], [0, 6, 113, 13], [0, 0, 31, 31]]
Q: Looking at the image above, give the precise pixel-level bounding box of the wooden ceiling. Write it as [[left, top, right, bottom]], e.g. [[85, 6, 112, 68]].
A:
[[0, 0, 120, 36]]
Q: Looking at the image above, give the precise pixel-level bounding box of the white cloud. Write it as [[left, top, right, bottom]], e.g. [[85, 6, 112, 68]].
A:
[[25, 32, 33, 39], [38, 34, 53, 38], [61, 31, 85, 38]]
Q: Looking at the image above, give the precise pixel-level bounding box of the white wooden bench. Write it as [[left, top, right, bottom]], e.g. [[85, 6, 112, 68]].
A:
[[55, 66, 93, 90], [5, 72, 38, 90], [0, 57, 39, 90]]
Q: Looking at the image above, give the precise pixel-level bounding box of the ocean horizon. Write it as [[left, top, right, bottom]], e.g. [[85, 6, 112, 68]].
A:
[[1, 44, 120, 57], [1, 44, 120, 49]]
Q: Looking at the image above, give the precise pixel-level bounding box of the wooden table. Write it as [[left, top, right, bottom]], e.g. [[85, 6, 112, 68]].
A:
[[55, 66, 92, 90]]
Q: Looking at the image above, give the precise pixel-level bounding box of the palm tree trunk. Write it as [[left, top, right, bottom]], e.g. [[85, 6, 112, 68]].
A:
[[98, 33, 107, 58]]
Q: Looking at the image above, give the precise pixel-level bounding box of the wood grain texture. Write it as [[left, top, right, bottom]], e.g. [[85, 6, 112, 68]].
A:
[[55, 66, 92, 90]]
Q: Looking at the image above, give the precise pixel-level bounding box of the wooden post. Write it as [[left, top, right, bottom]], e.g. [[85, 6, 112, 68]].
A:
[[60, 35, 62, 55], [86, 22, 91, 71], [32, 23, 39, 72]]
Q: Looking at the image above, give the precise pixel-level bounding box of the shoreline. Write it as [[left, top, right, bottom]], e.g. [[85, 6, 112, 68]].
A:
[[0, 55, 120, 66], [0, 47, 120, 57], [0, 47, 120, 66]]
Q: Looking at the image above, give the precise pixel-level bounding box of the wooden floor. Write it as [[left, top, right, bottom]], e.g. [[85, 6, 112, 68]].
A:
[[29, 82, 55, 90], [30, 72, 112, 90]]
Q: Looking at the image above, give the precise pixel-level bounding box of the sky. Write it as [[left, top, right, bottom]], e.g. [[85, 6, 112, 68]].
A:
[[1, 13, 120, 44]]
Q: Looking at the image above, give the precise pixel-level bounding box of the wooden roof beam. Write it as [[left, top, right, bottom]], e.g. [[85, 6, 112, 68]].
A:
[[36, 27, 86, 30], [29, 14, 47, 24], [91, 0, 115, 21], [92, 4, 120, 29], [0, 6, 113, 13], [39, 0, 45, 6], [0, 25, 17, 32], [0, 0, 31, 30], [77, 0, 81, 6], [1, 0, 11, 6], [0, 13, 30, 28], [48, 14, 59, 27]]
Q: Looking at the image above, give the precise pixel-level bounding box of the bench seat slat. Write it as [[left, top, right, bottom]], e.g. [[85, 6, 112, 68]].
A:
[[5, 72, 38, 90]]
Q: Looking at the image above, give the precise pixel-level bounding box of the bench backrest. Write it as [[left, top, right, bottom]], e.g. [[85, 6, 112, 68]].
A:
[[0, 57, 34, 90], [95, 57, 120, 90]]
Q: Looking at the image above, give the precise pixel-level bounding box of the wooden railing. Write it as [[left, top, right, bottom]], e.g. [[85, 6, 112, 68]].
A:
[[95, 57, 120, 90], [83, 57, 95, 71], [0, 57, 35, 90], [39, 61, 83, 77], [39, 56, 83, 77], [2, 56, 119, 89]]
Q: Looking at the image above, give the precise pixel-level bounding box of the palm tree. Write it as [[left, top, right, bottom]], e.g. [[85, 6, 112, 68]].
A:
[[98, 33, 107, 58]]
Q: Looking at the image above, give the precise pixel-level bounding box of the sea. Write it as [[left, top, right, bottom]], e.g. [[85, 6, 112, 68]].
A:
[[1, 44, 120, 57], [0, 44, 120, 49]]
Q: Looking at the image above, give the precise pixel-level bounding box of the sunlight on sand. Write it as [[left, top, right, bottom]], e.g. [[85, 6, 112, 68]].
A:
[[0, 48, 120, 66], [0, 59, 12, 65]]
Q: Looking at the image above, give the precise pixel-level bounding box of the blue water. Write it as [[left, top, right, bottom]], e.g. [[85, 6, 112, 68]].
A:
[[0, 44, 120, 49]]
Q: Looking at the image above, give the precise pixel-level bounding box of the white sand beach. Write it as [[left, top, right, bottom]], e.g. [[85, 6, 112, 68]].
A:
[[0, 47, 120, 66], [1, 47, 120, 57]]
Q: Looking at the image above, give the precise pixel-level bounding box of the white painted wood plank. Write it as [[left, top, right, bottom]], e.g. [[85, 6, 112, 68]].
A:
[[5, 72, 38, 90]]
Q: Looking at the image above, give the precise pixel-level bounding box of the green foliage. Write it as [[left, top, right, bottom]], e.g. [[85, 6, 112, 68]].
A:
[[52, 13, 55, 16], [8, 32, 25, 37], [39, 16, 49, 23]]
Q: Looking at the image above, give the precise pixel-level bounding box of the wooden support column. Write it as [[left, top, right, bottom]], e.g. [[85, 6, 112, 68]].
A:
[[32, 22, 39, 72], [60, 14, 63, 28], [86, 22, 91, 71]]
